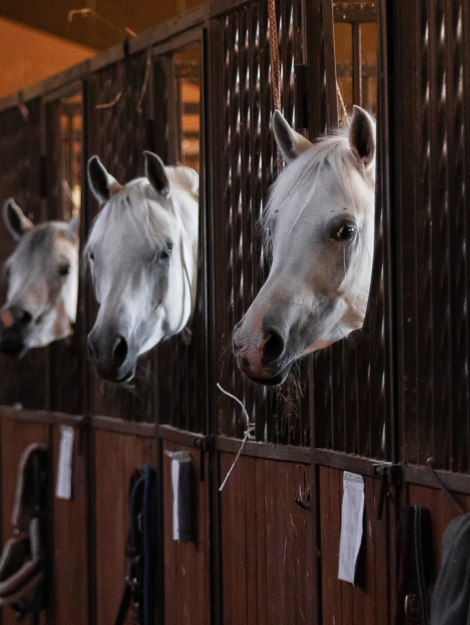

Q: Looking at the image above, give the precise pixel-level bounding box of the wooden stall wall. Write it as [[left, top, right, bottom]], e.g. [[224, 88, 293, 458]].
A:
[[94, 426, 156, 625], [0, 411, 89, 625], [162, 441, 210, 625], [219, 454, 313, 625]]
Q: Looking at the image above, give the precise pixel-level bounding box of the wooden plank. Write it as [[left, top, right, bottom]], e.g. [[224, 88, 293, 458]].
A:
[[51, 423, 88, 625], [255, 458, 267, 625], [292, 463, 312, 624], [264, 460, 290, 624], [319, 466, 331, 623], [245, 457, 258, 625], [163, 442, 210, 625], [329, 468, 342, 625], [216, 436, 310, 463], [340, 474, 353, 625], [220, 452, 247, 625], [362, 475, 375, 625], [94, 431, 154, 625], [373, 477, 389, 625], [94, 431, 128, 625], [0, 420, 48, 625]]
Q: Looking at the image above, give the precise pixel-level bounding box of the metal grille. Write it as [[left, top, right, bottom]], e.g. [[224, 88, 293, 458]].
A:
[[396, 0, 469, 471], [210, 0, 310, 445], [0, 100, 50, 410], [85, 52, 156, 422]]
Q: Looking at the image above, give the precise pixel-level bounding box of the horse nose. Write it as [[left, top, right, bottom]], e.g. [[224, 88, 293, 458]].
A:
[[113, 336, 128, 369], [262, 327, 286, 364], [8, 307, 32, 326]]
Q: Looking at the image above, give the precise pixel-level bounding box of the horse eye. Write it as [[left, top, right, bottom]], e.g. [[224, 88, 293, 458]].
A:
[[333, 224, 356, 242], [159, 243, 173, 260], [89, 252, 94, 262], [59, 264, 71, 277]]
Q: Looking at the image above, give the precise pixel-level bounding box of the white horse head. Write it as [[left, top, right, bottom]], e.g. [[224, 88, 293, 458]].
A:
[[233, 106, 376, 385], [85, 151, 198, 383], [0, 199, 79, 357]]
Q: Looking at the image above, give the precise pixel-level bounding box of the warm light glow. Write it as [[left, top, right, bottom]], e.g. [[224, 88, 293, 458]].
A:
[[0, 16, 96, 99]]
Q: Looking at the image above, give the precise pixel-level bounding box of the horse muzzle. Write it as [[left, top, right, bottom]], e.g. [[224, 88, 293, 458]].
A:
[[233, 321, 291, 386], [87, 331, 137, 383]]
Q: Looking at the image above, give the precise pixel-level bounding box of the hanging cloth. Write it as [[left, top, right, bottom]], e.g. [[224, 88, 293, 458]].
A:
[[430, 513, 470, 625], [0, 443, 48, 624], [395, 506, 433, 625], [115, 464, 158, 625]]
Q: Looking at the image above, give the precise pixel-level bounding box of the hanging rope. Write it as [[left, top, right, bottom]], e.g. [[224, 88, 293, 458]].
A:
[[217, 383, 255, 491], [267, 0, 283, 172], [67, 8, 136, 38], [336, 80, 348, 124]]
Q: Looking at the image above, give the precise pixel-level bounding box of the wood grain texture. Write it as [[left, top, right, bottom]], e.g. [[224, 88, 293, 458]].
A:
[[51, 423, 88, 625], [94, 430, 156, 625], [319, 467, 396, 625], [162, 441, 210, 625], [220, 454, 312, 625], [0, 418, 48, 625]]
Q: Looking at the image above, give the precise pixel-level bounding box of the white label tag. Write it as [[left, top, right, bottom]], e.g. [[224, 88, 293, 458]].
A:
[[171, 458, 180, 541], [338, 471, 365, 584], [56, 425, 74, 500]]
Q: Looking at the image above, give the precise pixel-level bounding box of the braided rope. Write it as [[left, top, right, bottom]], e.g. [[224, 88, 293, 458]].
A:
[[267, 0, 283, 171]]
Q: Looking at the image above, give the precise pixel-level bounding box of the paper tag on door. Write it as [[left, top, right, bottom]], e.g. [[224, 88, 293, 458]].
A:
[[56, 425, 74, 500], [338, 471, 364, 584]]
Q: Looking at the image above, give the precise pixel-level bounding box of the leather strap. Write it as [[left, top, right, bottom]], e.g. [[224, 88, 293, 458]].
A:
[[114, 583, 133, 625], [114, 465, 157, 625]]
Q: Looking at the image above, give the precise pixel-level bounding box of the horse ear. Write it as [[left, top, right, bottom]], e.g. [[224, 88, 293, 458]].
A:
[[349, 105, 376, 169], [144, 151, 170, 197], [3, 198, 34, 241], [87, 156, 122, 203], [273, 111, 313, 163], [66, 215, 80, 238]]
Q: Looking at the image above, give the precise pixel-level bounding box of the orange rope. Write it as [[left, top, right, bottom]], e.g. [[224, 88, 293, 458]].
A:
[[267, 0, 283, 171]]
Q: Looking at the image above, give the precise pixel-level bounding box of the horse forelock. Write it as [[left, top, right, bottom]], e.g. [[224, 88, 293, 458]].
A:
[[260, 127, 375, 254], [83, 178, 175, 266]]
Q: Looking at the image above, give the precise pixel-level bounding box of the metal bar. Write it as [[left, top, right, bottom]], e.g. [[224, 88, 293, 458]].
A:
[[91, 415, 157, 437], [321, 0, 338, 128], [216, 435, 310, 462], [352, 22, 362, 106], [0, 406, 85, 426]]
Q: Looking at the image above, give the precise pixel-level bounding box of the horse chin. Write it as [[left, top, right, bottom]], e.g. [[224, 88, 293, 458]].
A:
[[94, 363, 137, 384], [244, 363, 292, 387]]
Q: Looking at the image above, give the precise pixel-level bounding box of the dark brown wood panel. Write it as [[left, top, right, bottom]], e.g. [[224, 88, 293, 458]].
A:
[[94, 430, 156, 625], [0, 418, 49, 625], [408, 483, 470, 596], [319, 467, 395, 625], [220, 454, 312, 624], [51, 423, 88, 625], [162, 441, 210, 625]]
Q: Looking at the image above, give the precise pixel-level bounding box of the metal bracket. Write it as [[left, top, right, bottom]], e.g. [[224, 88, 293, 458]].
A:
[[372, 463, 402, 520], [194, 436, 214, 482]]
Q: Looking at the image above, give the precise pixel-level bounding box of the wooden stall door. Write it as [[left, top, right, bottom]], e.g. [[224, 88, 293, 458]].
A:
[[319, 466, 396, 625], [219, 454, 313, 625], [0, 414, 89, 625], [94, 429, 156, 625], [162, 441, 210, 625]]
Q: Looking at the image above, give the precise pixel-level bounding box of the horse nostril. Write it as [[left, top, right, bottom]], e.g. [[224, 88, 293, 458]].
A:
[[263, 328, 285, 363], [20, 311, 32, 325], [113, 337, 128, 369]]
